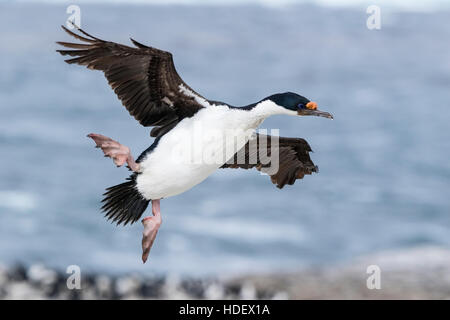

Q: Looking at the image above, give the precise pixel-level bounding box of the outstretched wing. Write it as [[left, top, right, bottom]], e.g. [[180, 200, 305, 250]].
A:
[[57, 25, 205, 137], [222, 134, 318, 188]]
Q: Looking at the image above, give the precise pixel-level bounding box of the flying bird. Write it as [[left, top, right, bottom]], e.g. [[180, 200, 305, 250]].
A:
[[57, 25, 333, 263]]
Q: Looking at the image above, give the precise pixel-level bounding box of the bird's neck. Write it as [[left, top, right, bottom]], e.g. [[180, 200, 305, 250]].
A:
[[238, 99, 296, 120], [218, 99, 295, 132]]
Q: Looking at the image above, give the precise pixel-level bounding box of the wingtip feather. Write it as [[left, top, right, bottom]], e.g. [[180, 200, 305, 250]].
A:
[[130, 37, 149, 49]]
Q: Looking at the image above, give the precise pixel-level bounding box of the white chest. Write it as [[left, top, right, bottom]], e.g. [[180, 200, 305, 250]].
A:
[[136, 106, 264, 200]]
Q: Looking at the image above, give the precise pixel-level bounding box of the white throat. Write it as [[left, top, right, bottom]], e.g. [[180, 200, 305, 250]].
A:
[[249, 99, 297, 119]]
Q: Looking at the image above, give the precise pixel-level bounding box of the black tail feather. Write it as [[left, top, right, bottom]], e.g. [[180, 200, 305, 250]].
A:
[[101, 174, 149, 226]]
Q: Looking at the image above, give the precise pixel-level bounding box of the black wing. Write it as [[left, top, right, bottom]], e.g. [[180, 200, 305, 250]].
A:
[[57, 25, 205, 137], [222, 134, 318, 188]]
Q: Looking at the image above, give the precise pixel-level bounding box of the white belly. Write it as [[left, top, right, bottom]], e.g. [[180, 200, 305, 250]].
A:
[[136, 106, 264, 199]]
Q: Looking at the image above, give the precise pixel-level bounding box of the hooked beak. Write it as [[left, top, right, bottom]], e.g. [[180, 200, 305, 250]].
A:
[[297, 101, 333, 119]]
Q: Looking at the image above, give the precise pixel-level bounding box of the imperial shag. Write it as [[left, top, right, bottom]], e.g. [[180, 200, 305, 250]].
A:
[[57, 25, 333, 263]]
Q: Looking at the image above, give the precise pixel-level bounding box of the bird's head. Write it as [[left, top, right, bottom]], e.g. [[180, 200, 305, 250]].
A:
[[267, 92, 333, 119]]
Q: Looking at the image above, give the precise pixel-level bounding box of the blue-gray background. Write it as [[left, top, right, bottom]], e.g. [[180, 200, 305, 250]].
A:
[[0, 1, 449, 276]]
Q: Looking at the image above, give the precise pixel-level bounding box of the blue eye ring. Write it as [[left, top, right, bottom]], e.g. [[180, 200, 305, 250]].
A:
[[297, 103, 305, 109]]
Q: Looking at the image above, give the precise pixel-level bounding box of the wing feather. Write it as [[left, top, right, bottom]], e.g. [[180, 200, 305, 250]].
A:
[[57, 25, 205, 136], [222, 134, 318, 188]]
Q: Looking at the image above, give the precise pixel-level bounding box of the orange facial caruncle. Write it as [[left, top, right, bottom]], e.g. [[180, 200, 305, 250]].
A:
[[306, 101, 318, 110]]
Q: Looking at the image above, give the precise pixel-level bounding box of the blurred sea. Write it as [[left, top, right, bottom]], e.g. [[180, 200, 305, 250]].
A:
[[0, 2, 449, 276]]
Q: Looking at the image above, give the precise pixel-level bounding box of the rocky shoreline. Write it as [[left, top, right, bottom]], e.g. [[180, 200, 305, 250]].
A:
[[2, 247, 450, 299], [0, 263, 287, 300]]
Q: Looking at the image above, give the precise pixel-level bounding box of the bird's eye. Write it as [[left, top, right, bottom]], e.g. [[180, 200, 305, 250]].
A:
[[297, 103, 305, 109]]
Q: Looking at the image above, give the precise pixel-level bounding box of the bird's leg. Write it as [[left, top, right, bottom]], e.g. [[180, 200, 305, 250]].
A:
[[87, 133, 140, 172], [141, 199, 162, 263]]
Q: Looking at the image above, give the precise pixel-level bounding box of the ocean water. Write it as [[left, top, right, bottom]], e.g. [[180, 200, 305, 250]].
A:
[[0, 3, 449, 276]]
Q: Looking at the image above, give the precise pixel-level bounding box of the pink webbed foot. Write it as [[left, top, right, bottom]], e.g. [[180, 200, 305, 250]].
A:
[[141, 199, 162, 263], [87, 133, 140, 172]]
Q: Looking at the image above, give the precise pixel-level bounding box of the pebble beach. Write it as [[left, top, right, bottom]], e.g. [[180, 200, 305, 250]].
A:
[[2, 247, 450, 299]]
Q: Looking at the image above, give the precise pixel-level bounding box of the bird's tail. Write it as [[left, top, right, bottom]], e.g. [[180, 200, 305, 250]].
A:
[[101, 173, 150, 225]]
